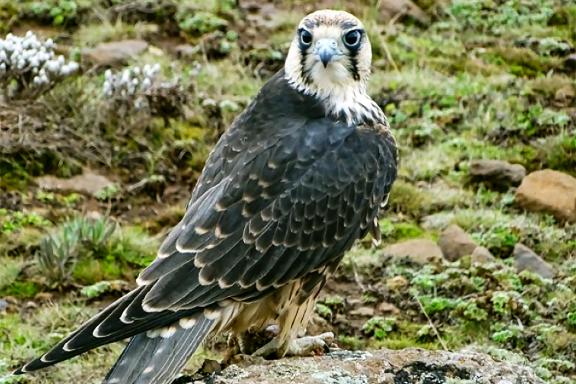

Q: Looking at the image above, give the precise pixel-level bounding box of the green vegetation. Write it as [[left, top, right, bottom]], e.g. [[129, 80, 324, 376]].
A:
[[1, 0, 575, 382], [324, 258, 576, 383]]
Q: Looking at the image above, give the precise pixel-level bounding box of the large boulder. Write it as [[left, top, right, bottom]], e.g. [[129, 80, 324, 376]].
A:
[[380, 238, 444, 265], [515, 169, 576, 222], [469, 159, 526, 190], [194, 348, 545, 384]]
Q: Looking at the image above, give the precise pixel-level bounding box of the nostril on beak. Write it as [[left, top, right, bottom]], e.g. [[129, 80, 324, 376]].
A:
[[315, 39, 338, 68]]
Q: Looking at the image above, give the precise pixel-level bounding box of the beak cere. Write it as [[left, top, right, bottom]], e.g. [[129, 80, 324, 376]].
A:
[[315, 39, 338, 68]]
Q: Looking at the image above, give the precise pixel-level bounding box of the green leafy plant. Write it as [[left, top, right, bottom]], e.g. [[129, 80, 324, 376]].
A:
[[362, 317, 396, 340], [26, 0, 79, 26], [0, 209, 50, 234], [177, 11, 228, 35]]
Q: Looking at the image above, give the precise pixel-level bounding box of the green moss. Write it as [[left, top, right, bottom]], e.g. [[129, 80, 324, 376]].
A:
[[0, 281, 41, 298], [486, 47, 559, 76], [380, 219, 427, 242]]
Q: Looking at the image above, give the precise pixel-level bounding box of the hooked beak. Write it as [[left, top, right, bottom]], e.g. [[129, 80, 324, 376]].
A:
[[314, 39, 338, 68]]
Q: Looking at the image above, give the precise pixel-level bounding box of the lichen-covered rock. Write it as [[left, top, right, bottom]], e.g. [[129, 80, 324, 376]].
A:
[[192, 348, 544, 384], [515, 169, 576, 222], [438, 224, 482, 261], [469, 159, 526, 190], [513, 243, 555, 279], [380, 238, 444, 265]]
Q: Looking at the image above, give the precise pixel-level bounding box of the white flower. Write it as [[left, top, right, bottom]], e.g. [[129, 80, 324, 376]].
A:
[[1, 31, 80, 94], [45, 60, 60, 73], [141, 77, 151, 90]]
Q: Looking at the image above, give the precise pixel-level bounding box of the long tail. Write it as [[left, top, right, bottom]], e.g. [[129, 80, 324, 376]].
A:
[[13, 286, 195, 374], [103, 315, 215, 384]]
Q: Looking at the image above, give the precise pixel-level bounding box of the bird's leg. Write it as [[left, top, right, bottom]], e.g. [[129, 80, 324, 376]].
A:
[[252, 281, 335, 358], [252, 331, 334, 358]]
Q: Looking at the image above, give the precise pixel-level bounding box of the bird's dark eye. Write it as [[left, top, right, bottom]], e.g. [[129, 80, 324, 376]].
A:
[[299, 29, 313, 46], [343, 30, 362, 48]]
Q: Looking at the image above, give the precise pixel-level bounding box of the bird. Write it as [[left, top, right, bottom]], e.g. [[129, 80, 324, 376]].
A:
[[14, 9, 397, 384]]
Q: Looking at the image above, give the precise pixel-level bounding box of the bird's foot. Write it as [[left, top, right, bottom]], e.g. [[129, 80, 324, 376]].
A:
[[252, 332, 334, 358]]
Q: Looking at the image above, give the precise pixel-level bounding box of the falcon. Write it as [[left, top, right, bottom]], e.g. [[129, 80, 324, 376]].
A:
[[14, 9, 397, 384]]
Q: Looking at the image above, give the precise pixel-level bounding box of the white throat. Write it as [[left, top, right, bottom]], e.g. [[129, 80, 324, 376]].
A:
[[284, 50, 385, 125]]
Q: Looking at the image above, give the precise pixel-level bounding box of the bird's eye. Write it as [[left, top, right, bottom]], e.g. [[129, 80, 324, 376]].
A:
[[343, 30, 362, 48], [299, 29, 313, 47]]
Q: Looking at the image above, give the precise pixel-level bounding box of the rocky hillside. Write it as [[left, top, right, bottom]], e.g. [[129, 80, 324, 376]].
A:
[[0, 1, 575, 383]]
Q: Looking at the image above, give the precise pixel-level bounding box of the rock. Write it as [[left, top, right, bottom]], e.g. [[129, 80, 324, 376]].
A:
[[385, 276, 409, 291], [379, 0, 430, 26], [471, 246, 496, 264], [469, 159, 526, 190], [377, 302, 400, 315], [173, 44, 198, 59], [513, 243, 555, 279], [196, 348, 544, 384], [437, 224, 479, 261], [36, 171, 115, 197], [84, 39, 149, 66], [380, 239, 444, 265], [515, 169, 576, 222], [564, 53, 576, 72], [349, 306, 374, 317]]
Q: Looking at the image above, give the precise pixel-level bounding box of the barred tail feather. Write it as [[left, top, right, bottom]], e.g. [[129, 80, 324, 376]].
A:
[[103, 315, 215, 384], [13, 286, 194, 375]]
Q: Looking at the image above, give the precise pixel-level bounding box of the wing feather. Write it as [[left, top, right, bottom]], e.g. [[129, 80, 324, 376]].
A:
[[137, 121, 395, 319]]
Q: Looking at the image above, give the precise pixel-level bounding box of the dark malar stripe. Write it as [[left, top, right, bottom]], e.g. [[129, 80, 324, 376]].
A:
[[300, 47, 314, 86]]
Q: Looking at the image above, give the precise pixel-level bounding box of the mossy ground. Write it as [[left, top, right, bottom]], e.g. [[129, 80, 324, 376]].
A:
[[0, 0, 575, 383]]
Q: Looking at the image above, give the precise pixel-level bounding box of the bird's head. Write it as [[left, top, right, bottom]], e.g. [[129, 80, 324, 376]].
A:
[[285, 10, 381, 124]]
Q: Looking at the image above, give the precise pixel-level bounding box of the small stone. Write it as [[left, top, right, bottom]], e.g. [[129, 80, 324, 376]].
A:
[[201, 359, 222, 375], [471, 246, 495, 264], [84, 40, 149, 66], [513, 243, 555, 279], [438, 224, 478, 261], [380, 239, 444, 265], [0, 299, 8, 312], [173, 44, 198, 59], [349, 306, 375, 317], [515, 169, 576, 222], [469, 159, 526, 190], [377, 302, 400, 315], [36, 171, 115, 197], [386, 276, 409, 291], [34, 292, 54, 302]]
